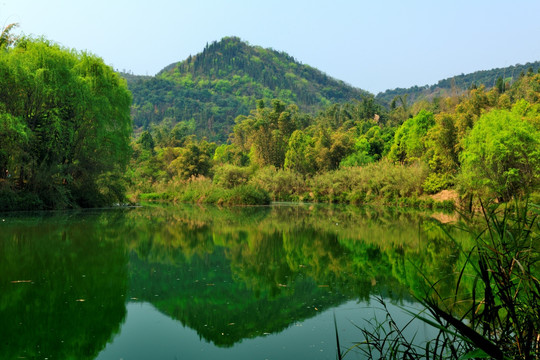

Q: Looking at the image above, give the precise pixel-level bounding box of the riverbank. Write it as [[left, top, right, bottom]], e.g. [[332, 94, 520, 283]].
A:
[[131, 174, 457, 211]]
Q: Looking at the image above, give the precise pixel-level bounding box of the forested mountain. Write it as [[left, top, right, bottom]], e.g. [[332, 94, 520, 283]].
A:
[[376, 61, 540, 106], [124, 37, 368, 142]]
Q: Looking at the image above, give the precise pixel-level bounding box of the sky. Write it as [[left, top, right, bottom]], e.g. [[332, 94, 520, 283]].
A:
[[2, 0, 540, 94]]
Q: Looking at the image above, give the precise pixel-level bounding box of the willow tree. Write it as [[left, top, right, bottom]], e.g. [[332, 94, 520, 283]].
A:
[[0, 37, 132, 209]]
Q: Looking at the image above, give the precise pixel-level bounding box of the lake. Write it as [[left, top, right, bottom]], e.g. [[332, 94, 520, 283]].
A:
[[0, 203, 463, 359]]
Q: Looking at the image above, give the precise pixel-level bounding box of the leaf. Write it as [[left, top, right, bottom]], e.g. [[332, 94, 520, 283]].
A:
[[459, 348, 490, 359]]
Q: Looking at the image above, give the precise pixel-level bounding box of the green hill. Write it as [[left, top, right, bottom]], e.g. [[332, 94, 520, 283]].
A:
[[376, 61, 540, 106], [124, 37, 368, 142]]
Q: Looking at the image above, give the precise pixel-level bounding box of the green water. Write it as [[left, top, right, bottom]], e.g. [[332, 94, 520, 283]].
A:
[[0, 204, 464, 359]]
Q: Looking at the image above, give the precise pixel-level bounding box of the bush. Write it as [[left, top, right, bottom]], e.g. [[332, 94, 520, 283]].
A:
[[139, 192, 172, 201], [459, 108, 540, 200], [0, 187, 44, 211], [309, 161, 428, 204], [213, 164, 252, 189], [423, 172, 453, 194], [249, 167, 306, 201], [225, 185, 271, 205], [141, 176, 271, 206]]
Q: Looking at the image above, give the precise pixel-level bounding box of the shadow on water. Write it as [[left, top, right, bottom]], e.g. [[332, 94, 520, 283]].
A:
[[0, 209, 130, 359]]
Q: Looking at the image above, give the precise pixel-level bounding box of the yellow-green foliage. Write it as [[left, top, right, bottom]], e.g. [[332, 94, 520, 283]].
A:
[[0, 37, 132, 209], [458, 106, 540, 200], [310, 161, 428, 203]]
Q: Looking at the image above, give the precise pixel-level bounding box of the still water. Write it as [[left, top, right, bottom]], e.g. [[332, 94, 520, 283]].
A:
[[0, 204, 462, 359]]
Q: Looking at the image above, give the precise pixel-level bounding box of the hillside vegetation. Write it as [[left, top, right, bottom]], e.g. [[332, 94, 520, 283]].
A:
[[376, 61, 540, 106], [2, 26, 539, 210], [129, 66, 540, 207], [125, 36, 368, 141]]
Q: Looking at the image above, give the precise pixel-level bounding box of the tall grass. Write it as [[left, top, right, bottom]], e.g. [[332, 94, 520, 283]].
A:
[[339, 200, 539, 359], [248, 161, 431, 205], [310, 161, 428, 204], [137, 176, 270, 205]]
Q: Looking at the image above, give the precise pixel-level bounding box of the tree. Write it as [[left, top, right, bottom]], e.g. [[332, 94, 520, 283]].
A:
[[232, 99, 298, 169], [459, 108, 540, 200], [168, 140, 215, 179], [388, 110, 435, 164], [0, 23, 18, 49], [138, 130, 155, 153], [0, 37, 132, 208], [284, 130, 315, 174]]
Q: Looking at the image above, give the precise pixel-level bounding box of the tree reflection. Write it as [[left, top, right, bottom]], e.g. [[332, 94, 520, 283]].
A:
[[0, 211, 129, 359], [0, 205, 469, 353], [125, 204, 467, 347]]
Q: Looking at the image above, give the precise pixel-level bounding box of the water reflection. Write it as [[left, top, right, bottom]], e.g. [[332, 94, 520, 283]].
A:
[[0, 210, 129, 359], [0, 204, 466, 358]]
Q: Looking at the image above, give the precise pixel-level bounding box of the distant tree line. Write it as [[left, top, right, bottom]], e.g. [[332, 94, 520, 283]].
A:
[[376, 61, 540, 105]]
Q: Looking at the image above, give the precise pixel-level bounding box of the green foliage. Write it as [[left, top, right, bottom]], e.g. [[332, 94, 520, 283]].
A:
[[125, 37, 368, 142], [213, 143, 249, 166], [376, 60, 540, 106], [168, 140, 215, 180], [284, 130, 315, 174], [0, 186, 44, 211], [225, 184, 271, 205], [310, 161, 428, 204], [138, 130, 155, 152], [340, 137, 373, 167], [213, 163, 252, 188], [388, 110, 435, 163], [249, 167, 307, 201], [459, 107, 540, 200], [422, 172, 453, 194], [0, 37, 132, 209], [152, 176, 270, 205], [233, 99, 299, 168]]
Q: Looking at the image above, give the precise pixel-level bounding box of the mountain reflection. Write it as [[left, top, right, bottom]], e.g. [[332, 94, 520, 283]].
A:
[[123, 204, 462, 347], [0, 204, 464, 354]]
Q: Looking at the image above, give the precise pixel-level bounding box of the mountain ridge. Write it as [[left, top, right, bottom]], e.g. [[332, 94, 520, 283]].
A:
[[123, 36, 540, 141], [125, 36, 368, 141], [375, 60, 540, 105]]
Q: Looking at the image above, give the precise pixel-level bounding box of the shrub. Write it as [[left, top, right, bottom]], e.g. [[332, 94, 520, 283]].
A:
[[249, 167, 306, 201], [213, 164, 252, 189], [459, 108, 540, 201], [0, 187, 44, 211], [225, 185, 271, 205], [423, 172, 453, 194]]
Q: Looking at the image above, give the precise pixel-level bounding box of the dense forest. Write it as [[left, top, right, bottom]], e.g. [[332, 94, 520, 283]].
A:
[[0, 27, 132, 210], [128, 50, 540, 207], [1, 28, 539, 210], [124, 37, 368, 142]]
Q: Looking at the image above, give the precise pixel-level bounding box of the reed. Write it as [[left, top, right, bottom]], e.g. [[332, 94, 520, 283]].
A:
[[338, 199, 539, 359]]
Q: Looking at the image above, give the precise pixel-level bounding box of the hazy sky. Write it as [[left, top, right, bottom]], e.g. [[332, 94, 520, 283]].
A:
[[2, 0, 540, 94]]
